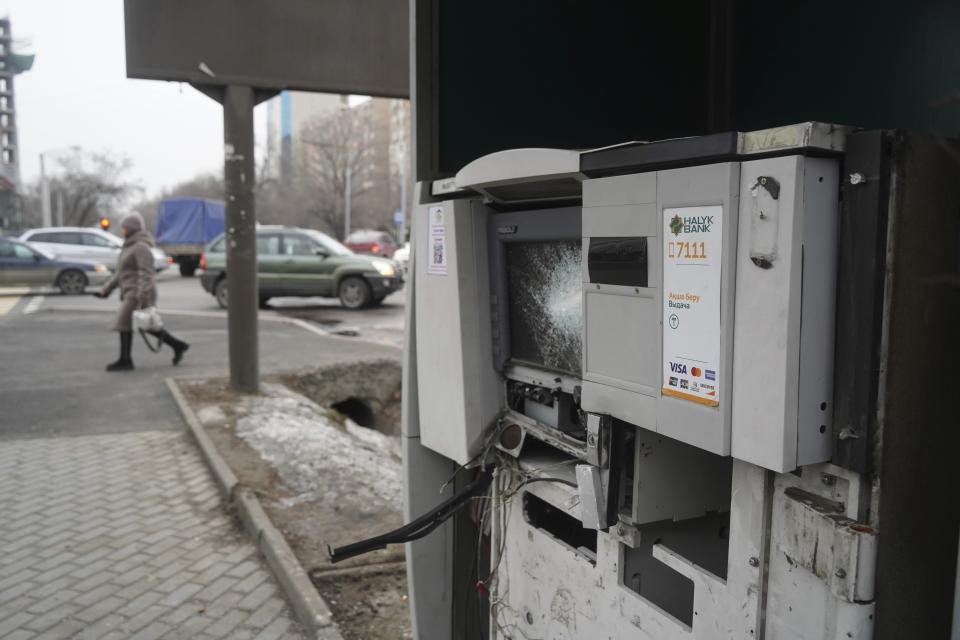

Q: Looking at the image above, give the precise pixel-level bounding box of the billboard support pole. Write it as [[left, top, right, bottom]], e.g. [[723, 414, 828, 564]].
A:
[[223, 84, 259, 393]]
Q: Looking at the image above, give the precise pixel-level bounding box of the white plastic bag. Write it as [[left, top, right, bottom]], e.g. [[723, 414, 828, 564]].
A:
[[132, 306, 164, 332]]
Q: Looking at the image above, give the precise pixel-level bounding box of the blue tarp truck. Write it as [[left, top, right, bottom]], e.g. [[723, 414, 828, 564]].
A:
[[155, 198, 225, 277]]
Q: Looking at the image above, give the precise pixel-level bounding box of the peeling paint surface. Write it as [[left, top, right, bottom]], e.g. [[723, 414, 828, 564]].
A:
[[495, 462, 765, 639]]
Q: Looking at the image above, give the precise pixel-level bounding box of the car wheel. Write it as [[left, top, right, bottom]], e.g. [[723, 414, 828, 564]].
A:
[[57, 269, 88, 295], [338, 276, 372, 309], [214, 278, 228, 309]]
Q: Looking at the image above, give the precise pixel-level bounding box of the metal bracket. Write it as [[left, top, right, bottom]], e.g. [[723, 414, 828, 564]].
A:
[[608, 519, 643, 548], [580, 414, 616, 530], [779, 487, 878, 602], [585, 413, 611, 468]]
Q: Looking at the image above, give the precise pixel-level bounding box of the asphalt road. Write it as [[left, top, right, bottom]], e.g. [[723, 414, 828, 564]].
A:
[[0, 269, 405, 439]]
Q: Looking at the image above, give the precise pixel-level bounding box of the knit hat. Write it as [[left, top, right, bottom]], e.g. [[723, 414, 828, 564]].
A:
[[121, 212, 145, 233]]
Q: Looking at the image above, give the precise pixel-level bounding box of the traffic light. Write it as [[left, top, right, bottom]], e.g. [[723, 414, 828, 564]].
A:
[[98, 217, 110, 231]]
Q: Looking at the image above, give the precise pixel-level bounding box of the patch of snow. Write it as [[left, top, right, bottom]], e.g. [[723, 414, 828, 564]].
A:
[[235, 383, 402, 516], [345, 418, 401, 459], [196, 405, 227, 427]]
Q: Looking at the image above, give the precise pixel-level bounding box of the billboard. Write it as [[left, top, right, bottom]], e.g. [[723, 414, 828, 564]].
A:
[[124, 0, 409, 98]]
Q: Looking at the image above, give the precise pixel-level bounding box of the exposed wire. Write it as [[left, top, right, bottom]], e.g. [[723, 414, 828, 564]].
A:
[[327, 467, 493, 563], [519, 477, 578, 489]]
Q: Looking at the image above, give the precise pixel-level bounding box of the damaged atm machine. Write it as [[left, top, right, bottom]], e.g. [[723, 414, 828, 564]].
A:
[[324, 4, 960, 638], [327, 120, 960, 639]]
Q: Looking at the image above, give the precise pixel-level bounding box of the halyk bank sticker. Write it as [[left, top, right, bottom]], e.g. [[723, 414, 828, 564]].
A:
[[661, 205, 722, 406], [427, 205, 448, 275]]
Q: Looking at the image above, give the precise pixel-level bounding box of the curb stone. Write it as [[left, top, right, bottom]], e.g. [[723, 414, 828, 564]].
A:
[[166, 378, 345, 640]]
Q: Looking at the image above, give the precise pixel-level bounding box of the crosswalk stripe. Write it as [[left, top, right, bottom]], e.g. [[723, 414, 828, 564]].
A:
[[0, 296, 20, 317], [22, 296, 44, 315]]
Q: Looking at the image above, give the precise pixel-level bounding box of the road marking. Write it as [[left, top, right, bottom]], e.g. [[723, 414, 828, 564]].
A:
[[22, 296, 44, 315], [0, 296, 20, 316], [46, 305, 402, 351]]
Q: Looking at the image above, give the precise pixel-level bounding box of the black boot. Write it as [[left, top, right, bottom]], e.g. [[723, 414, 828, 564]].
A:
[[156, 329, 190, 365], [106, 331, 134, 371]]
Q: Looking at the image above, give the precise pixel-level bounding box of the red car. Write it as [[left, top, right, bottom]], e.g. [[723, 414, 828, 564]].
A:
[[343, 230, 399, 258]]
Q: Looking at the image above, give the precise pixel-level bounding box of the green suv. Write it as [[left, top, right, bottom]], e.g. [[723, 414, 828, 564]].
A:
[[200, 226, 403, 309]]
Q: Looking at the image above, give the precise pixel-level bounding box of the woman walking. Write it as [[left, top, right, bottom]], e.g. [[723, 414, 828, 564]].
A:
[[96, 212, 189, 371]]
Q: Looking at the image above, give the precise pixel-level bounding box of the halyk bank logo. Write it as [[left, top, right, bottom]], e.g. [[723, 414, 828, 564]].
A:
[[669, 215, 684, 235], [669, 213, 713, 235]]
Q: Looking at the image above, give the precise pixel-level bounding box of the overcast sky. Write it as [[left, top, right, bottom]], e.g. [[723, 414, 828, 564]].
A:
[[0, 0, 270, 197]]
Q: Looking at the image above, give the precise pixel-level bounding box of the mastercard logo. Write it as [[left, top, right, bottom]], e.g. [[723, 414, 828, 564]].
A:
[[691, 367, 702, 378]]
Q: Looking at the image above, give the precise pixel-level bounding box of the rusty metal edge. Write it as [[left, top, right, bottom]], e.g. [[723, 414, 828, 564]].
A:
[[166, 377, 344, 640]]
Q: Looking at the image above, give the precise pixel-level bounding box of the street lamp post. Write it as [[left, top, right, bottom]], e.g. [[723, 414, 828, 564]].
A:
[[39, 146, 79, 227], [39, 153, 51, 227], [344, 158, 351, 239]]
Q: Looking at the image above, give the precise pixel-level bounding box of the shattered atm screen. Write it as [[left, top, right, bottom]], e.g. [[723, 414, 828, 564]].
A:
[[506, 241, 583, 375]]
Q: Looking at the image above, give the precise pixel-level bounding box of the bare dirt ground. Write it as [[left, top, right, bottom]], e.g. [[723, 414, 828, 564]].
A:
[[181, 361, 411, 640]]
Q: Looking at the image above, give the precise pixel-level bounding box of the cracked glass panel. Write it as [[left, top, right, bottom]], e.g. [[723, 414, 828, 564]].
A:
[[506, 240, 582, 375]]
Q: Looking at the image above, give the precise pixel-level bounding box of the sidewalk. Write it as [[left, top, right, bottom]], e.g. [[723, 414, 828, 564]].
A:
[[0, 430, 305, 640]]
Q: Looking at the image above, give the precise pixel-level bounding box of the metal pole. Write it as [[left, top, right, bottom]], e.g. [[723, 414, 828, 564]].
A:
[[39, 153, 51, 227], [399, 153, 407, 243], [344, 155, 352, 239], [55, 191, 63, 226], [223, 85, 259, 393]]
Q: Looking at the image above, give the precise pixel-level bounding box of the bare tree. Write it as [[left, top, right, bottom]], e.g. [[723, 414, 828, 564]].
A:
[[17, 149, 140, 230], [297, 106, 376, 238]]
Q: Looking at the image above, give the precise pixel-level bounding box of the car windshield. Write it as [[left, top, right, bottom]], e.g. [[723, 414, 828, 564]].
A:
[[208, 236, 226, 253], [98, 233, 123, 248], [302, 230, 353, 256], [30, 244, 55, 260]]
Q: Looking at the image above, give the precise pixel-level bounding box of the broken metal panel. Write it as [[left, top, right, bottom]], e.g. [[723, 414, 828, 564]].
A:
[[778, 486, 877, 603], [490, 460, 766, 639], [629, 426, 732, 527], [765, 473, 876, 640]]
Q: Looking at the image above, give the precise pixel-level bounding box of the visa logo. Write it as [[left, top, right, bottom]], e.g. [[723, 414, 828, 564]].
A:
[[669, 362, 687, 375]]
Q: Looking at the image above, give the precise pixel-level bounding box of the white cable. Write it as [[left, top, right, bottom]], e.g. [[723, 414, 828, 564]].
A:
[[488, 465, 500, 640]]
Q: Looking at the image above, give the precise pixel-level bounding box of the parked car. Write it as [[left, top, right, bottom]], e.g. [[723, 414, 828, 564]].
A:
[[200, 226, 403, 310], [20, 226, 169, 272], [343, 229, 399, 258], [0, 237, 111, 294], [393, 241, 410, 276]]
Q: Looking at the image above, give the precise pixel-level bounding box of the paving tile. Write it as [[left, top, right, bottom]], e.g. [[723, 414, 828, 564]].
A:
[[0, 432, 306, 639]]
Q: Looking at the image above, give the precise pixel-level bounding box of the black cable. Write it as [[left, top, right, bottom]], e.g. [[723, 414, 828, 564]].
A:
[[521, 477, 578, 489], [328, 467, 494, 564], [330, 470, 490, 562]]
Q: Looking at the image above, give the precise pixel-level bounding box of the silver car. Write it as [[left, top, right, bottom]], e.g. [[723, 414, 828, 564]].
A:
[[20, 227, 169, 272], [0, 237, 111, 294]]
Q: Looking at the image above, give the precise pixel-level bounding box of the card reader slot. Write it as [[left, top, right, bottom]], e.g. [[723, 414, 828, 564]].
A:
[[588, 236, 649, 286]]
